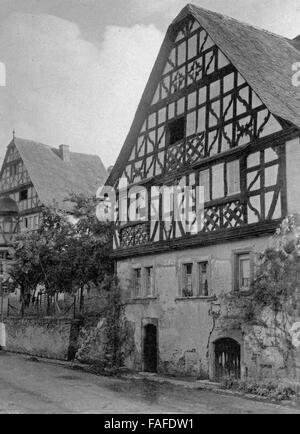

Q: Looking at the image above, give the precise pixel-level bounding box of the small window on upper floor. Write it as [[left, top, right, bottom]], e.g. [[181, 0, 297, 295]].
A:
[[180, 260, 212, 298], [9, 165, 17, 177], [238, 254, 251, 292], [19, 189, 28, 202], [168, 117, 185, 146]]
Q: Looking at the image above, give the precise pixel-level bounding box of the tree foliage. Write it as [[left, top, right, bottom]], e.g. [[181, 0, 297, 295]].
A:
[[251, 214, 300, 312], [8, 194, 114, 304]]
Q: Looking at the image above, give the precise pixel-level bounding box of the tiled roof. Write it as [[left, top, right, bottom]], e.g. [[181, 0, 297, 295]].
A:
[[106, 3, 300, 187], [13, 137, 107, 209]]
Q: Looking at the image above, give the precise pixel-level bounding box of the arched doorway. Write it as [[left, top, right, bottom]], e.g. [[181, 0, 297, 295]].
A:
[[143, 324, 157, 373], [214, 338, 241, 381]]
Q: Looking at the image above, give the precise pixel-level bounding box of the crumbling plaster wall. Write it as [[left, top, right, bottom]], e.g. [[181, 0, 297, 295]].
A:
[[117, 236, 270, 378]]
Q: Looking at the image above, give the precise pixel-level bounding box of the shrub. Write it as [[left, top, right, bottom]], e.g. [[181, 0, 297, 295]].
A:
[[221, 379, 297, 401]]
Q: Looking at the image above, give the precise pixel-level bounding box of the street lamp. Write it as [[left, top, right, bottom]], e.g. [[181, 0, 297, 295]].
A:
[[0, 196, 19, 348]]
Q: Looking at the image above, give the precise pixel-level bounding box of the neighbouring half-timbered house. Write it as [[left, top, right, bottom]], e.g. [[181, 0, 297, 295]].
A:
[[106, 5, 300, 380], [0, 136, 107, 272]]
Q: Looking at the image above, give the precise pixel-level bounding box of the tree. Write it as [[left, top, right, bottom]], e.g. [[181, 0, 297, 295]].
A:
[[8, 194, 114, 308]]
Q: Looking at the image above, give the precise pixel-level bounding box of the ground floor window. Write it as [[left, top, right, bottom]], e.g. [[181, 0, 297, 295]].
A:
[[134, 268, 142, 297], [198, 261, 209, 296], [234, 250, 254, 292], [132, 265, 155, 299], [180, 259, 211, 298], [145, 266, 154, 297]]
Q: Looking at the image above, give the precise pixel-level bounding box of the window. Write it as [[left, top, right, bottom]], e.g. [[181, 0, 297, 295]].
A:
[[134, 268, 142, 297], [198, 262, 209, 296], [145, 267, 154, 297], [234, 252, 252, 292], [10, 165, 17, 177], [199, 169, 210, 203], [19, 189, 28, 202], [168, 117, 185, 146], [129, 189, 147, 222], [227, 160, 240, 195], [212, 163, 224, 199], [182, 263, 193, 297]]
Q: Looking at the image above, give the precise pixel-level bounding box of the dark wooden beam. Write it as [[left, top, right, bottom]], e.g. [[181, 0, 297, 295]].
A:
[[111, 219, 280, 259]]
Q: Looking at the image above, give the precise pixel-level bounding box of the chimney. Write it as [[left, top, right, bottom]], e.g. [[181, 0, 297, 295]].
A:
[[59, 144, 70, 162]]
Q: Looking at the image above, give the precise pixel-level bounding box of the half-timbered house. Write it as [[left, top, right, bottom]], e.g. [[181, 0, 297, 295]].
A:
[[106, 5, 300, 380], [0, 136, 107, 259]]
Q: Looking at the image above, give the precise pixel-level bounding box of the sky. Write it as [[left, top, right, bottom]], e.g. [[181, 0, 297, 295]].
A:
[[0, 0, 299, 168]]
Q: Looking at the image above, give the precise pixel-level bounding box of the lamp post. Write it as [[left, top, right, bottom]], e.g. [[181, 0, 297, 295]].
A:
[[0, 196, 19, 348]]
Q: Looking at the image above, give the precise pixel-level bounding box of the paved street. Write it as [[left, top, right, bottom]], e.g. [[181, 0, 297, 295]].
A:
[[0, 352, 299, 414]]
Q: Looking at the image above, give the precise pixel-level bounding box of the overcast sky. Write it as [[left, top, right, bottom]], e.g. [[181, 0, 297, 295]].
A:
[[0, 0, 299, 167]]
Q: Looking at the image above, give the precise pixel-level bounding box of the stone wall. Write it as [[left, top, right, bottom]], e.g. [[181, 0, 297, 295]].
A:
[[4, 317, 81, 361], [75, 317, 108, 365]]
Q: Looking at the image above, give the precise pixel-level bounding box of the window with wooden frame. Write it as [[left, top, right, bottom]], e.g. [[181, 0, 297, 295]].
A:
[[227, 160, 241, 196], [182, 263, 193, 297], [233, 250, 254, 292], [145, 266, 155, 297], [9, 164, 17, 177], [199, 158, 241, 204], [198, 261, 209, 296], [133, 268, 142, 297], [167, 117, 185, 146]]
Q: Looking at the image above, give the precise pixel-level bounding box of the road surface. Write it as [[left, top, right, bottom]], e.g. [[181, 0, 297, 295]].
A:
[[0, 352, 299, 414]]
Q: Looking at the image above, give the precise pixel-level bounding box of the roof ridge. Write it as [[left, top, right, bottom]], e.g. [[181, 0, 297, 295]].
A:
[[188, 3, 294, 41], [15, 137, 103, 161]]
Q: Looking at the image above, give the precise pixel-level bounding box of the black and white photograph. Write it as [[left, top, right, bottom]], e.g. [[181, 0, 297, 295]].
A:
[[0, 0, 300, 418]]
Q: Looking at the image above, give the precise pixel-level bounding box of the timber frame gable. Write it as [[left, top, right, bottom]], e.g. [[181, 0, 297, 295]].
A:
[[106, 5, 300, 258], [0, 141, 42, 218]]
